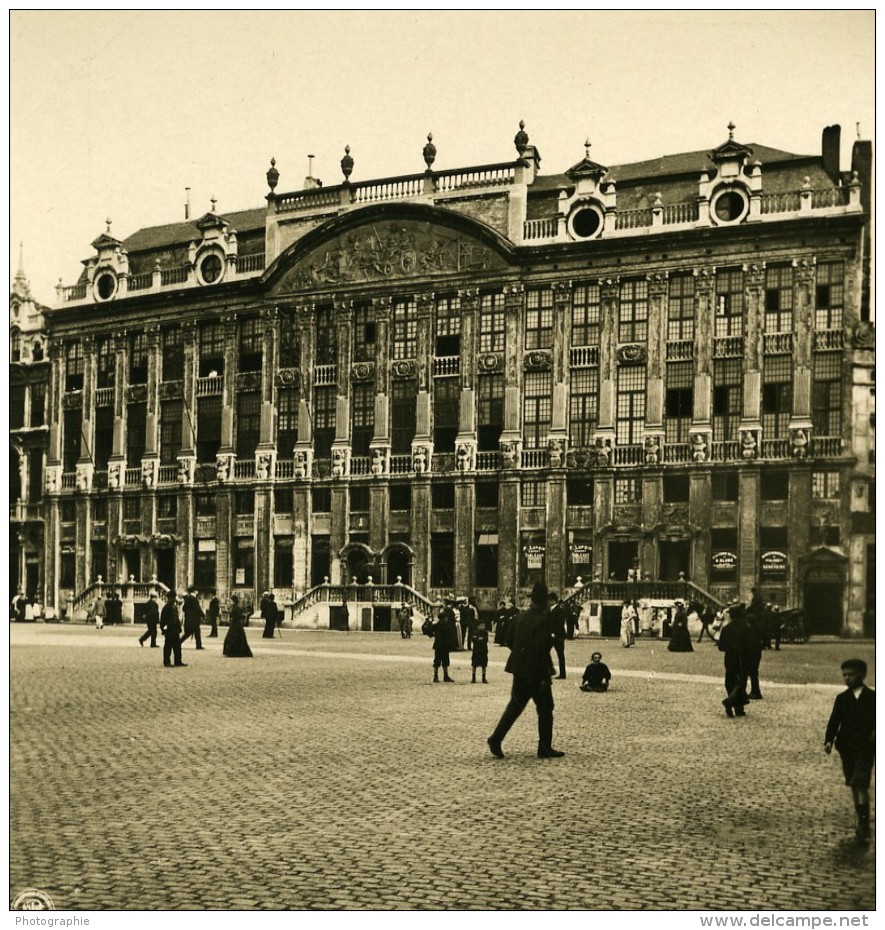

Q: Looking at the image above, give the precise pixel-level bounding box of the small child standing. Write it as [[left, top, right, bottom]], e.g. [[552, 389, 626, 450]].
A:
[[471, 619, 490, 684], [581, 652, 611, 692], [824, 658, 875, 843]]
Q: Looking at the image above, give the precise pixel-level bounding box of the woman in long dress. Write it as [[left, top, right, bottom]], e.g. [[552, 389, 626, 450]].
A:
[[223, 594, 253, 658], [620, 600, 636, 647], [667, 600, 694, 652]]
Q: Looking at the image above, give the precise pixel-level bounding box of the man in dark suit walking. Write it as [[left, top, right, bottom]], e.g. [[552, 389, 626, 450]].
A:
[[207, 593, 220, 638], [179, 586, 205, 650], [160, 590, 186, 668], [487, 581, 564, 759], [138, 592, 160, 647], [549, 592, 568, 679]]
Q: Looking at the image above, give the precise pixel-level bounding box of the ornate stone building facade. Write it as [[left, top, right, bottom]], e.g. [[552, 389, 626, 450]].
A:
[[43, 122, 873, 635]]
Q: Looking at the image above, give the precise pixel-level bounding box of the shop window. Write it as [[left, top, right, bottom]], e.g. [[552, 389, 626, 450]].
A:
[[431, 483, 455, 511], [311, 487, 332, 513], [663, 474, 690, 503], [389, 484, 411, 511], [760, 470, 789, 501], [475, 482, 498, 509], [567, 477, 594, 506]]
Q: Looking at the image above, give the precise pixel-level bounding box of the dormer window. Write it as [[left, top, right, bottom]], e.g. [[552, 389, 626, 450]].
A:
[[198, 251, 224, 285], [568, 202, 604, 240], [94, 271, 117, 301], [711, 187, 749, 225]]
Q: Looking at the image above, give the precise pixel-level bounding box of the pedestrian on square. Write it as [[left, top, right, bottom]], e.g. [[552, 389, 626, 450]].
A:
[[160, 590, 186, 668], [744, 609, 767, 699], [458, 598, 474, 651], [581, 652, 611, 692], [431, 603, 456, 683], [179, 586, 205, 650], [549, 592, 568, 678], [824, 658, 875, 843], [138, 592, 160, 647], [765, 603, 782, 651], [261, 591, 278, 639], [92, 590, 106, 630], [667, 600, 694, 652], [717, 603, 750, 717], [471, 618, 490, 684], [105, 590, 123, 626], [207, 593, 220, 638], [396, 603, 411, 638], [487, 581, 563, 760], [223, 594, 253, 658], [620, 600, 636, 648], [698, 604, 717, 643]]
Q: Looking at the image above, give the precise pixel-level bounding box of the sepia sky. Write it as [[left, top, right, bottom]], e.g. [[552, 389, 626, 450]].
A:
[[9, 10, 875, 307]]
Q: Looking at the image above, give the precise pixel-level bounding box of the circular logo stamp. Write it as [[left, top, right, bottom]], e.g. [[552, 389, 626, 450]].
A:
[[11, 889, 55, 910]]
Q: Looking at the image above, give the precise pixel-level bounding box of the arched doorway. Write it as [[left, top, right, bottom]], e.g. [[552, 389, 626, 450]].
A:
[[384, 544, 413, 586], [800, 548, 847, 636], [341, 544, 374, 584]]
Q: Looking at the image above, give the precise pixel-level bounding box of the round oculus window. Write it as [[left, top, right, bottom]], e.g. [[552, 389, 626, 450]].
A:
[[95, 272, 117, 300], [712, 189, 748, 223], [570, 205, 602, 239], [200, 253, 223, 284]]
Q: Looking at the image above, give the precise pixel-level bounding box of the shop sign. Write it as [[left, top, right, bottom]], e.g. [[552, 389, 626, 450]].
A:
[[235, 568, 246, 585], [569, 544, 592, 564], [711, 551, 737, 572], [760, 550, 788, 577], [805, 567, 843, 585], [523, 545, 545, 570]]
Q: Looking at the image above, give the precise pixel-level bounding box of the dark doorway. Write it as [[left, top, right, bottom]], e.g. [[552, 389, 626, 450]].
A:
[[608, 540, 638, 581], [25, 562, 39, 601], [386, 548, 411, 585], [311, 536, 330, 587], [155, 550, 175, 590], [803, 581, 844, 636], [346, 549, 371, 584], [373, 606, 391, 632], [659, 541, 691, 581], [601, 605, 622, 637], [122, 548, 142, 583], [329, 605, 349, 631]]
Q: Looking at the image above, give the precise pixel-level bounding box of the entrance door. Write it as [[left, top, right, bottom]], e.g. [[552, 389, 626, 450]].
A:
[[659, 541, 691, 581], [25, 562, 39, 601], [155, 550, 175, 590], [803, 582, 844, 636], [347, 550, 371, 584], [386, 548, 411, 586], [608, 540, 638, 581]]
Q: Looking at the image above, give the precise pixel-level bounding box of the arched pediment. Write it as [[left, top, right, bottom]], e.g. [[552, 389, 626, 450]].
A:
[[263, 202, 515, 295]]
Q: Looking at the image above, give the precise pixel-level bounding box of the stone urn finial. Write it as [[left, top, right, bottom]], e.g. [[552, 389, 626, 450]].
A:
[[727, 121, 736, 140], [341, 145, 354, 181], [423, 132, 436, 170], [514, 120, 529, 155], [266, 157, 279, 192]]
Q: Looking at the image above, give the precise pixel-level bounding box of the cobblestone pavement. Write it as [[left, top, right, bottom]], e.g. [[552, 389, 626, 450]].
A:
[[9, 625, 875, 911]]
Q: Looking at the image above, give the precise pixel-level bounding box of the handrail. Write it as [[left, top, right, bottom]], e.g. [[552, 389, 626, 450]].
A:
[[563, 580, 724, 613], [287, 581, 437, 620], [71, 578, 170, 612]]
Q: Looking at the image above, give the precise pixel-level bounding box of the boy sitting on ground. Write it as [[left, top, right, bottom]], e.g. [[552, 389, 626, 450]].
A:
[[581, 652, 611, 692]]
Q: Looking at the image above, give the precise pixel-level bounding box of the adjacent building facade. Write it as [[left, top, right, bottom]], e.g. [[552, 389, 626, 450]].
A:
[[39, 122, 874, 634]]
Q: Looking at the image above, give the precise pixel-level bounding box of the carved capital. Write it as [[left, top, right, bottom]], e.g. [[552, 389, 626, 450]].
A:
[[416, 293, 435, 317], [373, 296, 392, 319], [552, 281, 571, 305], [503, 283, 524, 308], [599, 278, 620, 300], [647, 272, 669, 299], [457, 287, 480, 309], [744, 263, 766, 292], [795, 256, 817, 287], [333, 298, 354, 322], [145, 323, 161, 348], [693, 267, 715, 295]]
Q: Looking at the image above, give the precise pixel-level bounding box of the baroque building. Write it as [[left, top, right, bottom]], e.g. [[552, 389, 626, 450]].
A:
[[43, 122, 873, 635]]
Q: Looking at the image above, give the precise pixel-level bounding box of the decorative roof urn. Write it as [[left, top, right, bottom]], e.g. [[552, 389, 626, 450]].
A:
[[341, 145, 354, 182], [266, 158, 279, 192], [423, 132, 436, 171]]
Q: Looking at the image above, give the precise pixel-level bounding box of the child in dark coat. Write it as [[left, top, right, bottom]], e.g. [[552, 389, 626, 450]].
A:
[[471, 619, 490, 683], [581, 652, 611, 692]]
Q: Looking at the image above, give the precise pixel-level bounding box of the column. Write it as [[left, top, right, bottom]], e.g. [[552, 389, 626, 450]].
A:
[[255, 307, 278, 596], [595, 279, 619, 442], [787, 467, 812, 607], [737, 468, 760, 600], [689, 470, 712, 588], [219, 314, 238, 455]]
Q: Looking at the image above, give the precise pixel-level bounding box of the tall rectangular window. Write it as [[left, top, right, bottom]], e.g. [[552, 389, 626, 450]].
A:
[[479, 291, 506, 353], [571, 283, 601, 346], [28, 451, 43, 502], [238, 316, 263, 372], [194, 543, 216, 591], [63, 408, 81, 471], [274, 537, 294, 588], [569, 367, 598, 448], [233, 539, 254, 587], [199, 320, 225, 377], [279, 311, 301, 369], [521, 480, 545, 507], [618, 279, 648, 343], [236, 392, 261, 458], [435, 295, 461, 357], [616, 366, 646, 445], [812, 471, 840, 499], [812, 352, 842, 436], [197, 396, 221, 462], [523, 370, 552, 449], [126, 403, 147, 465], [764, 265, 794, 333], [615, 478, 642, 504], [94, 406, 114, 470], [665, 361, 694, 443], [162, 326, 184, 382], [477, 374, 504, 452], [96, 336, 115, 388], [65, 342, 84, 391], [129, 332, 149, 385], [353, 302, 375, 362], [762, 355, 793, 439], [29, 381, 46, 427], [430, 533, 455, 588], [391, 379, 416, 455], [525, 287, 554, 350], [351, 382, 374, 457], [713, 359, 742, 442], [160, 400, 183, 465], [314, 386, 336, 459], [815, 261, 844, 330], [277, 386, 299, 456], [715, 268, 744, 338], [315, 304, 336, 365], [392, 297, 417, 359], [433, 378, 459, 452], [667, 273, 696, 341], [10, 385, 24, 429]]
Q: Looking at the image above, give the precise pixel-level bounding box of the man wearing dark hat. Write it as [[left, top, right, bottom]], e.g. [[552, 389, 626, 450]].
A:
[[487, 581, 564, 759], [138, 591, 160, 648], [261, 591, 278, 639], [160, 590, 186, 668]]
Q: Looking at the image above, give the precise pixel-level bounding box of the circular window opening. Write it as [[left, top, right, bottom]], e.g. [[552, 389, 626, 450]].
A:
[[200, 253, 223, 284], [95, 273, 116, 300], [571, 207, 602, 239], [713, 190, 747, 223]]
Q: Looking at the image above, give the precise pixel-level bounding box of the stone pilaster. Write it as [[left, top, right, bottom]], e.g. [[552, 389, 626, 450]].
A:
[[259, 306, 279, 448], [410, 477, 431, 593], [647, 272, 668, 380], [453, 479, 475, 595], [112, 333, 129, 461], [788, 467, 812, 606], [292, 492, 311, 596], [220, 315, 238, 453], [694, 268, 714, 377], [689, 470, 712, 588], [255, 484, 273, 597], [144, 324, 161, 456], [545, 475, 567, 595], [497, 476, 520, 602], [330, 485, 347, 584], [737, 468, 760, 600], [744, 262, 765, 374], [79, 334, 97, 463], [180, 321, 197, 455]]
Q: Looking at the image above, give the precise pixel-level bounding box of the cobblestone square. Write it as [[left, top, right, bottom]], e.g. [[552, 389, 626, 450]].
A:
[[9, 625, 875, 911]]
